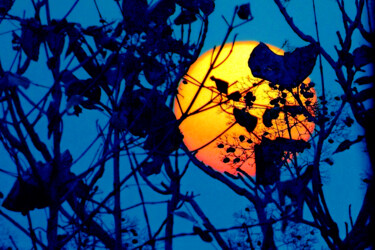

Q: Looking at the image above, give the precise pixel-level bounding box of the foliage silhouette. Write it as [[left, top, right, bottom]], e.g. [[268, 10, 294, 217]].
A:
[[0, 0, 373, 249], [248, 42, 318, 90]]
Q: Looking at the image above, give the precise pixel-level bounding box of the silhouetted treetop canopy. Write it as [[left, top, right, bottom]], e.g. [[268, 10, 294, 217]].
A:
[[0, 0, 373, 249]]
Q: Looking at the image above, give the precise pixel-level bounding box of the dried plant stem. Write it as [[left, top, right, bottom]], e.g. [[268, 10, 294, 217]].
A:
[[113, 130, 122, 249]]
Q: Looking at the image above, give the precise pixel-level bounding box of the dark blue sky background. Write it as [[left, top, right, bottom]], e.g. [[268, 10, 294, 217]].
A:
[[0, 0, 371, 249]]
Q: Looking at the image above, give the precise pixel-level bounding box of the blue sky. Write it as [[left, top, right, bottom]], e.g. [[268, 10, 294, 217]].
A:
[[0, 0, 371, 249]]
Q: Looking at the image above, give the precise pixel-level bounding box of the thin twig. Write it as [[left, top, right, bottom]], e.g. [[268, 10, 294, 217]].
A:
[[62, 0, 80, 20], [183, 196, 229, 249], [128, 150, 153, 244], [0, 209, 47, 249]]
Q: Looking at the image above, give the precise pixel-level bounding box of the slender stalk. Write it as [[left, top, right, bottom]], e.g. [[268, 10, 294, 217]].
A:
[[59, 165, 140, 247], [165, 160, 180, 250], [137, 217, 285, 248], [181, 9, 238, 120], [127, 150, 153, 246], [113, 130, 122, 249], [0, 209, 46, 249], [45, 0, 51, 24], [186, 198, 229, 249], [311, 2, 339, 241], [10, 90, 52, 162], [65, 197, 116, 249], [26, 213, 38, 250], [47, 204, 58, 249]]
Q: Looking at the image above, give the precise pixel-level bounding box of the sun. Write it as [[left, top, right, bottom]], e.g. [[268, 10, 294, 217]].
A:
[[174, 41, 316, 176]]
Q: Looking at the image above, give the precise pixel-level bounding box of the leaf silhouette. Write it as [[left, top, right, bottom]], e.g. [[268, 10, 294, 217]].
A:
[[210, 76, 228, 94], [144, 57, 167, 86], [2, 176, 51, 215], [233, 108, 257, 133], [275, 138, 311, 153], [283, 105, 304, 117], [2, 151, 80, 214], [226, 147, 236, 153], [66, 26, 100, 76], [334, 135, 364, 154], [237, 3, 252, 20], [198, 0, 215, 15], [244, 92, 256, 107], [143, 104, 183, 157], [255, 138, 283, 185], [143, 122, 182, 157], [64, 78, 102, 112], [21, 19, 43, 61], [176, 0, 200, 13], [324, 158, 334, 166], [118, 89, 182, 156], [122, 0, 148, 21], [262, 107, 281, 127], [353, 45, 373, 69], [45, 20, 67, 56], [0, 0, 14, 15], [174, 10, 197, 25], [140, 160, 163, 176], [166, 38, 193, 59], [109, 111, 128, 130], [248, 42, 318, 90], [148, 0, 176, 24], [176, 0, 214, 15], [227, 91, 242, 101], [174, 211, 197, 222], [105, 52, 142, 88], [255, 137, 311, 185], [66, 79, 101, 102], [354, 88, 375, 103], [193, 226, 213, 242], [355, 75, 375, 85], [118, 90, 150, 136], [46, 100, 60, 138], [343, 116, 354, 127], [122, 0, 148, 33], [0, 72, 31, 90]]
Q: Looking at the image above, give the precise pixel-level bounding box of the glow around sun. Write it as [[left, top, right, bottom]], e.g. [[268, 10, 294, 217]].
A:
[[174, 41, 316, 176]]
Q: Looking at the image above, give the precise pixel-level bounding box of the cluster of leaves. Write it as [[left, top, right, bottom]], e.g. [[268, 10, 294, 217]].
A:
[[247, 43, 316, 184], [212, 43, 317, 178], [113, 89, 183, 175], [188, 0, 373, 248], [255, 137, 311, 185], [277, 222, 318, 249], [2, 150, 88, 215], [218, 134, 254, 166], [0, 0, 217, 248]]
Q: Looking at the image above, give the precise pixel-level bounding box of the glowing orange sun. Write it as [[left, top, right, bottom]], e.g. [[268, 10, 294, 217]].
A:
[[174, 41, 316, 176]]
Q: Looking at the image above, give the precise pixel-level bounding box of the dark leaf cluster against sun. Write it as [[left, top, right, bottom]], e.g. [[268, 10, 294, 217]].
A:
[[255, 137, 311, 185], [210, 42, 317, 183], [248, 42, 318, 90], [237, 3, 252, 20], [233, 108, 258, 133], [210, 76, 229, 94]]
